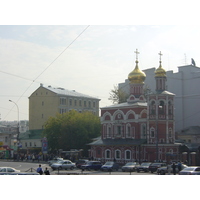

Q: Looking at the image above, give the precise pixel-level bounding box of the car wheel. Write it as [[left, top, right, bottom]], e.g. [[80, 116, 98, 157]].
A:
[[70, 166, 74, 170], [58, 166, 62, 170], [160, 170, 165, 175], [151, 171, 153, 173]]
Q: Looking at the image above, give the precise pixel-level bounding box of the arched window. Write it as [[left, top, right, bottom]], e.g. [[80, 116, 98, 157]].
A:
[[159, 101, 165, 114], [168, 128, 172, 138], [105, 149, 111, 159], [125, 150, 131, 160], [107, 125, 112, 138], [115, 150, 121, 160]]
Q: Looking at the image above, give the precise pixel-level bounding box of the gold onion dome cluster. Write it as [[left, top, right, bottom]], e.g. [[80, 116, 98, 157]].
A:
[[155, 61, 166, 77], [128, 60, 146, 84]]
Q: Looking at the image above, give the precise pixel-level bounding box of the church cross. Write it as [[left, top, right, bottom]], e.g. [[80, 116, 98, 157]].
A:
[[134, 49, 140, 61], [159, 51, 163, 62]]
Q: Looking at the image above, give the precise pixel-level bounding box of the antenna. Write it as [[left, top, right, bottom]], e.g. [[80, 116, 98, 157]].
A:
[[184, 53, 187, 65]]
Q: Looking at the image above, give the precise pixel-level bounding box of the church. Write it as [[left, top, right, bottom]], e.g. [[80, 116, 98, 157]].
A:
[[88, 49, 180, 164]]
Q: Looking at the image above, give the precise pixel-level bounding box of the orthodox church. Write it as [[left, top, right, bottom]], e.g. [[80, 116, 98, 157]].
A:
[[89, 49, 179, 163]]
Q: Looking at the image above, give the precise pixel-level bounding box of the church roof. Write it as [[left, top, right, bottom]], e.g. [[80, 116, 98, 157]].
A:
[[156, 90, 175, 95], [88, 138, 147, 146], [101, 101, 147, 109]]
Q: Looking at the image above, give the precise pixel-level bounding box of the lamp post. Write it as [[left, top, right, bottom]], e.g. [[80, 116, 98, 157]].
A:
[[9, 100, 20, 150]]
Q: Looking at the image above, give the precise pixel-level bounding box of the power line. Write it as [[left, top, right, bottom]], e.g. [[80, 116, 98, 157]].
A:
[[4, 25, 90, 120]]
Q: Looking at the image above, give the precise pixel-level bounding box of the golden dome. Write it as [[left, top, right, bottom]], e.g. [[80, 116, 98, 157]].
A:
[[155, 61, 166, 77], [128, 60, 146, 84]]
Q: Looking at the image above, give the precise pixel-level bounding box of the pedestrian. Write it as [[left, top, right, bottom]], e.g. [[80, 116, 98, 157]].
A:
[[44, 167, 50, 175], [167, 162, 171, 175], [36, 164, 43, 175], [177, 161, 182, 172], [32, 154, 35, 162], [172, 162, 176, 175]]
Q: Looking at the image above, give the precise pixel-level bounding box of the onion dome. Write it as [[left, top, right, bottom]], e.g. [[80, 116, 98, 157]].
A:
[[128, 60, 146, 84], [155, 51, 166, 77]]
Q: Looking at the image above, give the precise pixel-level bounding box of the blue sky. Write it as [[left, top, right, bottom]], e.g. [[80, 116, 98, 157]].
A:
[[1, 25, 200, 121]]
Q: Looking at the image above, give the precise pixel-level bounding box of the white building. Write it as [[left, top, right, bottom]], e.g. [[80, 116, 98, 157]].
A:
[[119, 64, 200, 131]]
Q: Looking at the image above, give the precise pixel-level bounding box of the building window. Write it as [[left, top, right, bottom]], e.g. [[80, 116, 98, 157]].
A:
[[42, 114, 44, 118], [159, 101, 165, 114], [69, 99, 72, 106], [79, 100, 82, 106], [42, 101, 44, 106], [93, 101, 96, 107], [107, 125, 111, 138], [141, 124, 146, 139], [30, 142, 32, 147], [168, 128, 172, 138], [88, 101, 91, 108], [60, 97, 66, 105], [126, 125, 131, 138], [74, 99, 77, 106], [84, 101, 86, 107], [125, 150, 131, 160], [150, 101, 156, 115], [115, 150, 121, 159], [105, 149, 111, 159], [150, 128, 155, 138]]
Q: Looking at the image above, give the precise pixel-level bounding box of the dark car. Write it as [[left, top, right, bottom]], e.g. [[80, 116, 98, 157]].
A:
[[76, 159, 89, 168], [179, 166, 200, 175], [81, 161, 102, 170], [101, 161, 119, 171], [149, 163, 166, 173], [137, 162, 151, 172], [122, 162, 140, 172]]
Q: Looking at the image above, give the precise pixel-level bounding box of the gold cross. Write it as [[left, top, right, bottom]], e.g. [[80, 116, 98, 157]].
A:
[[134, 49, 140, 60], [158, 51, 163, 61]]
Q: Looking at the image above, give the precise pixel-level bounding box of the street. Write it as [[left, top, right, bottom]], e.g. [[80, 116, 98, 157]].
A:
[[0, 160, 156, 175]]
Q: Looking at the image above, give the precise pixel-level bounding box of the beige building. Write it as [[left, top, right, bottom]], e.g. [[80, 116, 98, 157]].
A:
[[29, 84, 100, 130]]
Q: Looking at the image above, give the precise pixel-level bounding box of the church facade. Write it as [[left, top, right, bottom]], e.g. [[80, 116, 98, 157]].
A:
[[89, 50, 179, 164]]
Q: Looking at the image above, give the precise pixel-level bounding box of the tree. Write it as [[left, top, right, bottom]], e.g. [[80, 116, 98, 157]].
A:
[[43, 110, 101, 156], [108, 84, 129, 104]]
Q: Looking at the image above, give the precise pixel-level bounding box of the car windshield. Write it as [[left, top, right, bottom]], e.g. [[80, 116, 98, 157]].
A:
[[141, 163, 151, 166], [126, 162, 136, 166], [57, 160, 64, 164], [151, 163, 161, 166], [105, 162, 114, 165]]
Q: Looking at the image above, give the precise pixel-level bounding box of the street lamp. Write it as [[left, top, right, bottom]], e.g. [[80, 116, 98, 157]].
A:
[[9, 100, 20, 149]]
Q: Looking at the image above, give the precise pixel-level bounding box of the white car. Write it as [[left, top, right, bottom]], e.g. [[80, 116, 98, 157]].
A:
[[51, 160, 76, 170], [0, 167, 20, 173]]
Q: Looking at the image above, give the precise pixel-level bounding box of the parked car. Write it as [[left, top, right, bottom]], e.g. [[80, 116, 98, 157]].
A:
[[179, 166, 200, 175], [48, 157, 63, 166], [157, 163, 188, 175], [136, 162, 151, 172], [76, 159, 89, 168], [51, 160, 76, 170], [122, 162, 140, 172], [81, 161, 102, 170], [101, 161, 119, 171], [149, 163, 167, 173], [0, 167, 20, 173]]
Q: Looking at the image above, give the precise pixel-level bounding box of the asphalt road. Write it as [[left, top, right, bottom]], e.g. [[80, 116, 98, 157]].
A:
[[0, 160, 157, 175]]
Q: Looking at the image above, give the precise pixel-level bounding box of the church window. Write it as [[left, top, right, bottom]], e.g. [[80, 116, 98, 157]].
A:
[[116, 125, 121, 136], [150, 101, 155, 115], [105, 149, 111, 159], [159, 101, 165, 114], [115, 150, 121, 159], [125, 150, 131, 160], [141, 124, 146, 139], [150, 128, 155, 138], [168, 128, 172, 138], [107, 125, 111, 138], [126, 124, 131, 138]]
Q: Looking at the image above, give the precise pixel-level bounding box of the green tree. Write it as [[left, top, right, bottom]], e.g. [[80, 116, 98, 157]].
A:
[[43, 110, 101, 156], [108, 84, 129, 104]]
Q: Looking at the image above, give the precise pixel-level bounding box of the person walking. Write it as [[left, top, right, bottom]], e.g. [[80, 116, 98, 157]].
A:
[[167, 163, 171, 175], [177, 161, 182, 172], [36, 164, 43, 175], [172, 162, 176, 175], [44, 167, 50, 175]]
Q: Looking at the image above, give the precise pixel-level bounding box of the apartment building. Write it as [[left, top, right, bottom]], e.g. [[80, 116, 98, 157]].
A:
[[29, 84, 100, 130]]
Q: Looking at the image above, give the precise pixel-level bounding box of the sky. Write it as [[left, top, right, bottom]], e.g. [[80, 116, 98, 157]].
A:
[[0, 0, 200, 122], [1, 25, 200, 121]]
